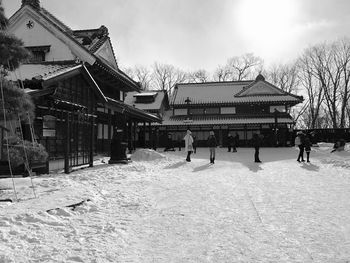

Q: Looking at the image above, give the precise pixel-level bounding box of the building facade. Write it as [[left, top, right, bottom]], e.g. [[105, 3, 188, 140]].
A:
[[154, 74, 303, 148], [6, 0, 160, 172]]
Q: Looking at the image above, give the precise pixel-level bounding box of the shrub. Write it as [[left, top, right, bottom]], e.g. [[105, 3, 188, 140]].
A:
[[4, 137, 48, 168]]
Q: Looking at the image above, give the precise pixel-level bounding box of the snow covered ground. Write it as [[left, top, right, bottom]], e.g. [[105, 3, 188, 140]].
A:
[[0, 144, 350, 262]]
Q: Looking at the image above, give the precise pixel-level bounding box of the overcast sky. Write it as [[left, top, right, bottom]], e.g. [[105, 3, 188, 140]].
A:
[[3, 0, 350, 72]]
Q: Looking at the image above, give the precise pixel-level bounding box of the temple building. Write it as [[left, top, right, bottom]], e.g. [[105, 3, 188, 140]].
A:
[[6, 0, 160, 173], [154, 74, 303, 147]]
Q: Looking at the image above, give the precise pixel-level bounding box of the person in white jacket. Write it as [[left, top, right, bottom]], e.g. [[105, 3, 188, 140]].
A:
[[183, 130, 194, 162]]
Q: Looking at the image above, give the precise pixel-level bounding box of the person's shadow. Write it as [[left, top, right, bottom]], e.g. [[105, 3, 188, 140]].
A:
[[301, 162, 319, 172], [246, 162, 263, 173], [164, 160, 187, 169], [192, 163, 212, 172]]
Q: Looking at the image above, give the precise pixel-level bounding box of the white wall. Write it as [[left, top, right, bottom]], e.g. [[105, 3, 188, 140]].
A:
[[174, 108, 187, 115], [10, 14, 75, 61]]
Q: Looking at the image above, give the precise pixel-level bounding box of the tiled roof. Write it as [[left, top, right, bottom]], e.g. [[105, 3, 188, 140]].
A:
[[6, 63, 82, 82], [124, 91, 165, 111], [72, 26, 109, 53], [157, 111, 294, 126], [173, 80, 302, 106], [106, 97, 161, 123]]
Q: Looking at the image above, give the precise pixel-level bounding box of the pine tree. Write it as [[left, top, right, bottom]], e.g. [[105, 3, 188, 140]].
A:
[[0, 1, 33, 121]]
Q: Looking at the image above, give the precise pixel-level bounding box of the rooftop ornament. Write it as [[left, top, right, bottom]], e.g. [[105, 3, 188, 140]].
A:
[[255, 73, 265, 82]]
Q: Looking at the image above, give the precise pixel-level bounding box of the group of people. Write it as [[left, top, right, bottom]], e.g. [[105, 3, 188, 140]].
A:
[[294, 131, 312, 162], [183, 130, 217, 163], [183, 130, 263, 164]]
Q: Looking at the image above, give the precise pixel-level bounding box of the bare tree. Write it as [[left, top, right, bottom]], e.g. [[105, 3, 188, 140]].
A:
[[188, 69, 210, 83], [152, 62, 187, 95], [266, 62, 299, 93], [213, 65, 231, 82], [226, 53, 264, 81], [335, 39, 350, 127], [297, 51, 325, 129], [213, 53, 263, 82], [122, 65, 152, 90]]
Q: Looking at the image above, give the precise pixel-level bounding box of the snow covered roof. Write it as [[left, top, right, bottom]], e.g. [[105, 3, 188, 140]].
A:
[[173, 79, 302, 106], [124, 91, 166, 111], [6, 63, 82, 82], [156, 111, 294, 126], [106, 97, 161, 123], [133, 92, 158, 97]]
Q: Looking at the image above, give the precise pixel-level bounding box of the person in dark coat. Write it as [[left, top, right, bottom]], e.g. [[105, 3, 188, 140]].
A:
[[304, 135, 312, 162], [192, 136, 197, 154], [227, 133, 234, 152], [295, 131, 305, 162], [207, 131, 218, 164], [252, 133, 262, 163]]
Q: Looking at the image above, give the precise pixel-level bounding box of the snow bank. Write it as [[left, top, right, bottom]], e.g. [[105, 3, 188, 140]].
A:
[[131, 149, 166, 161]]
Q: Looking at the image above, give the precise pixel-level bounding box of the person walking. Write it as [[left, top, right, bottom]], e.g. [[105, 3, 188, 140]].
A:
[[207, 131, 218, 164], [252, 133, 262, 163], [227, 133, 234, 152], [183, 130, 194, 162], [295, 131, 305, 162], [304, 135, 312, 162]]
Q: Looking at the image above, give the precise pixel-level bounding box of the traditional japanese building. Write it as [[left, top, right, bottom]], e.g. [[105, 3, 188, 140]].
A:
[[156, 74, 303, 147], [124, 90, 170, 147], [6, 0, 160, 173]]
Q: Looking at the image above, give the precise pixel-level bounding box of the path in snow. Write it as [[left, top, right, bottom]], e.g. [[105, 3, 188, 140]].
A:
[[0, 146, 349, 262]]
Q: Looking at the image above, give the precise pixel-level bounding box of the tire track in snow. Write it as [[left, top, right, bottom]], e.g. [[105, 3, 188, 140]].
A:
[[237, 165, 315, 262]]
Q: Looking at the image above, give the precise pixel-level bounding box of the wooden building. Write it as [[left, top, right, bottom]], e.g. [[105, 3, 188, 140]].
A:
[[6, 0, 160, 173], [155, 74, 303, 147], [124, 90, 170, 147]]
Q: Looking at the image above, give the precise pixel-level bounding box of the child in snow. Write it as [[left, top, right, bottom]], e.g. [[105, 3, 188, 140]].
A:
[[331, 139, 346, 153], [207, 131, 218, 164], [183, 130, 194, 162]]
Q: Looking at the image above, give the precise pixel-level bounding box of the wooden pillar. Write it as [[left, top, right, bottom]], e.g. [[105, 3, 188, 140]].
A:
[[143, 122, 146, 148], [64, 112, 70, 174], [108, 109, 112, 149], [244, 124, 247, 147], [128, 119, 132, 153], [133, 121, 137, 150], [148, 122, 152, 148], [89, 116, 95, 167]]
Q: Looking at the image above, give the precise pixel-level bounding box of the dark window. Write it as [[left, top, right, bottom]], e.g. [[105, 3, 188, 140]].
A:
[[25, 45, 50, 63], [30, 51, 45, 62]]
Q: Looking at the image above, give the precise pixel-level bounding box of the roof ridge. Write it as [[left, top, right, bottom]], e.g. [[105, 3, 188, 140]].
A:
[[177, 80, 253, 87], [40, 7, 72, 32]]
